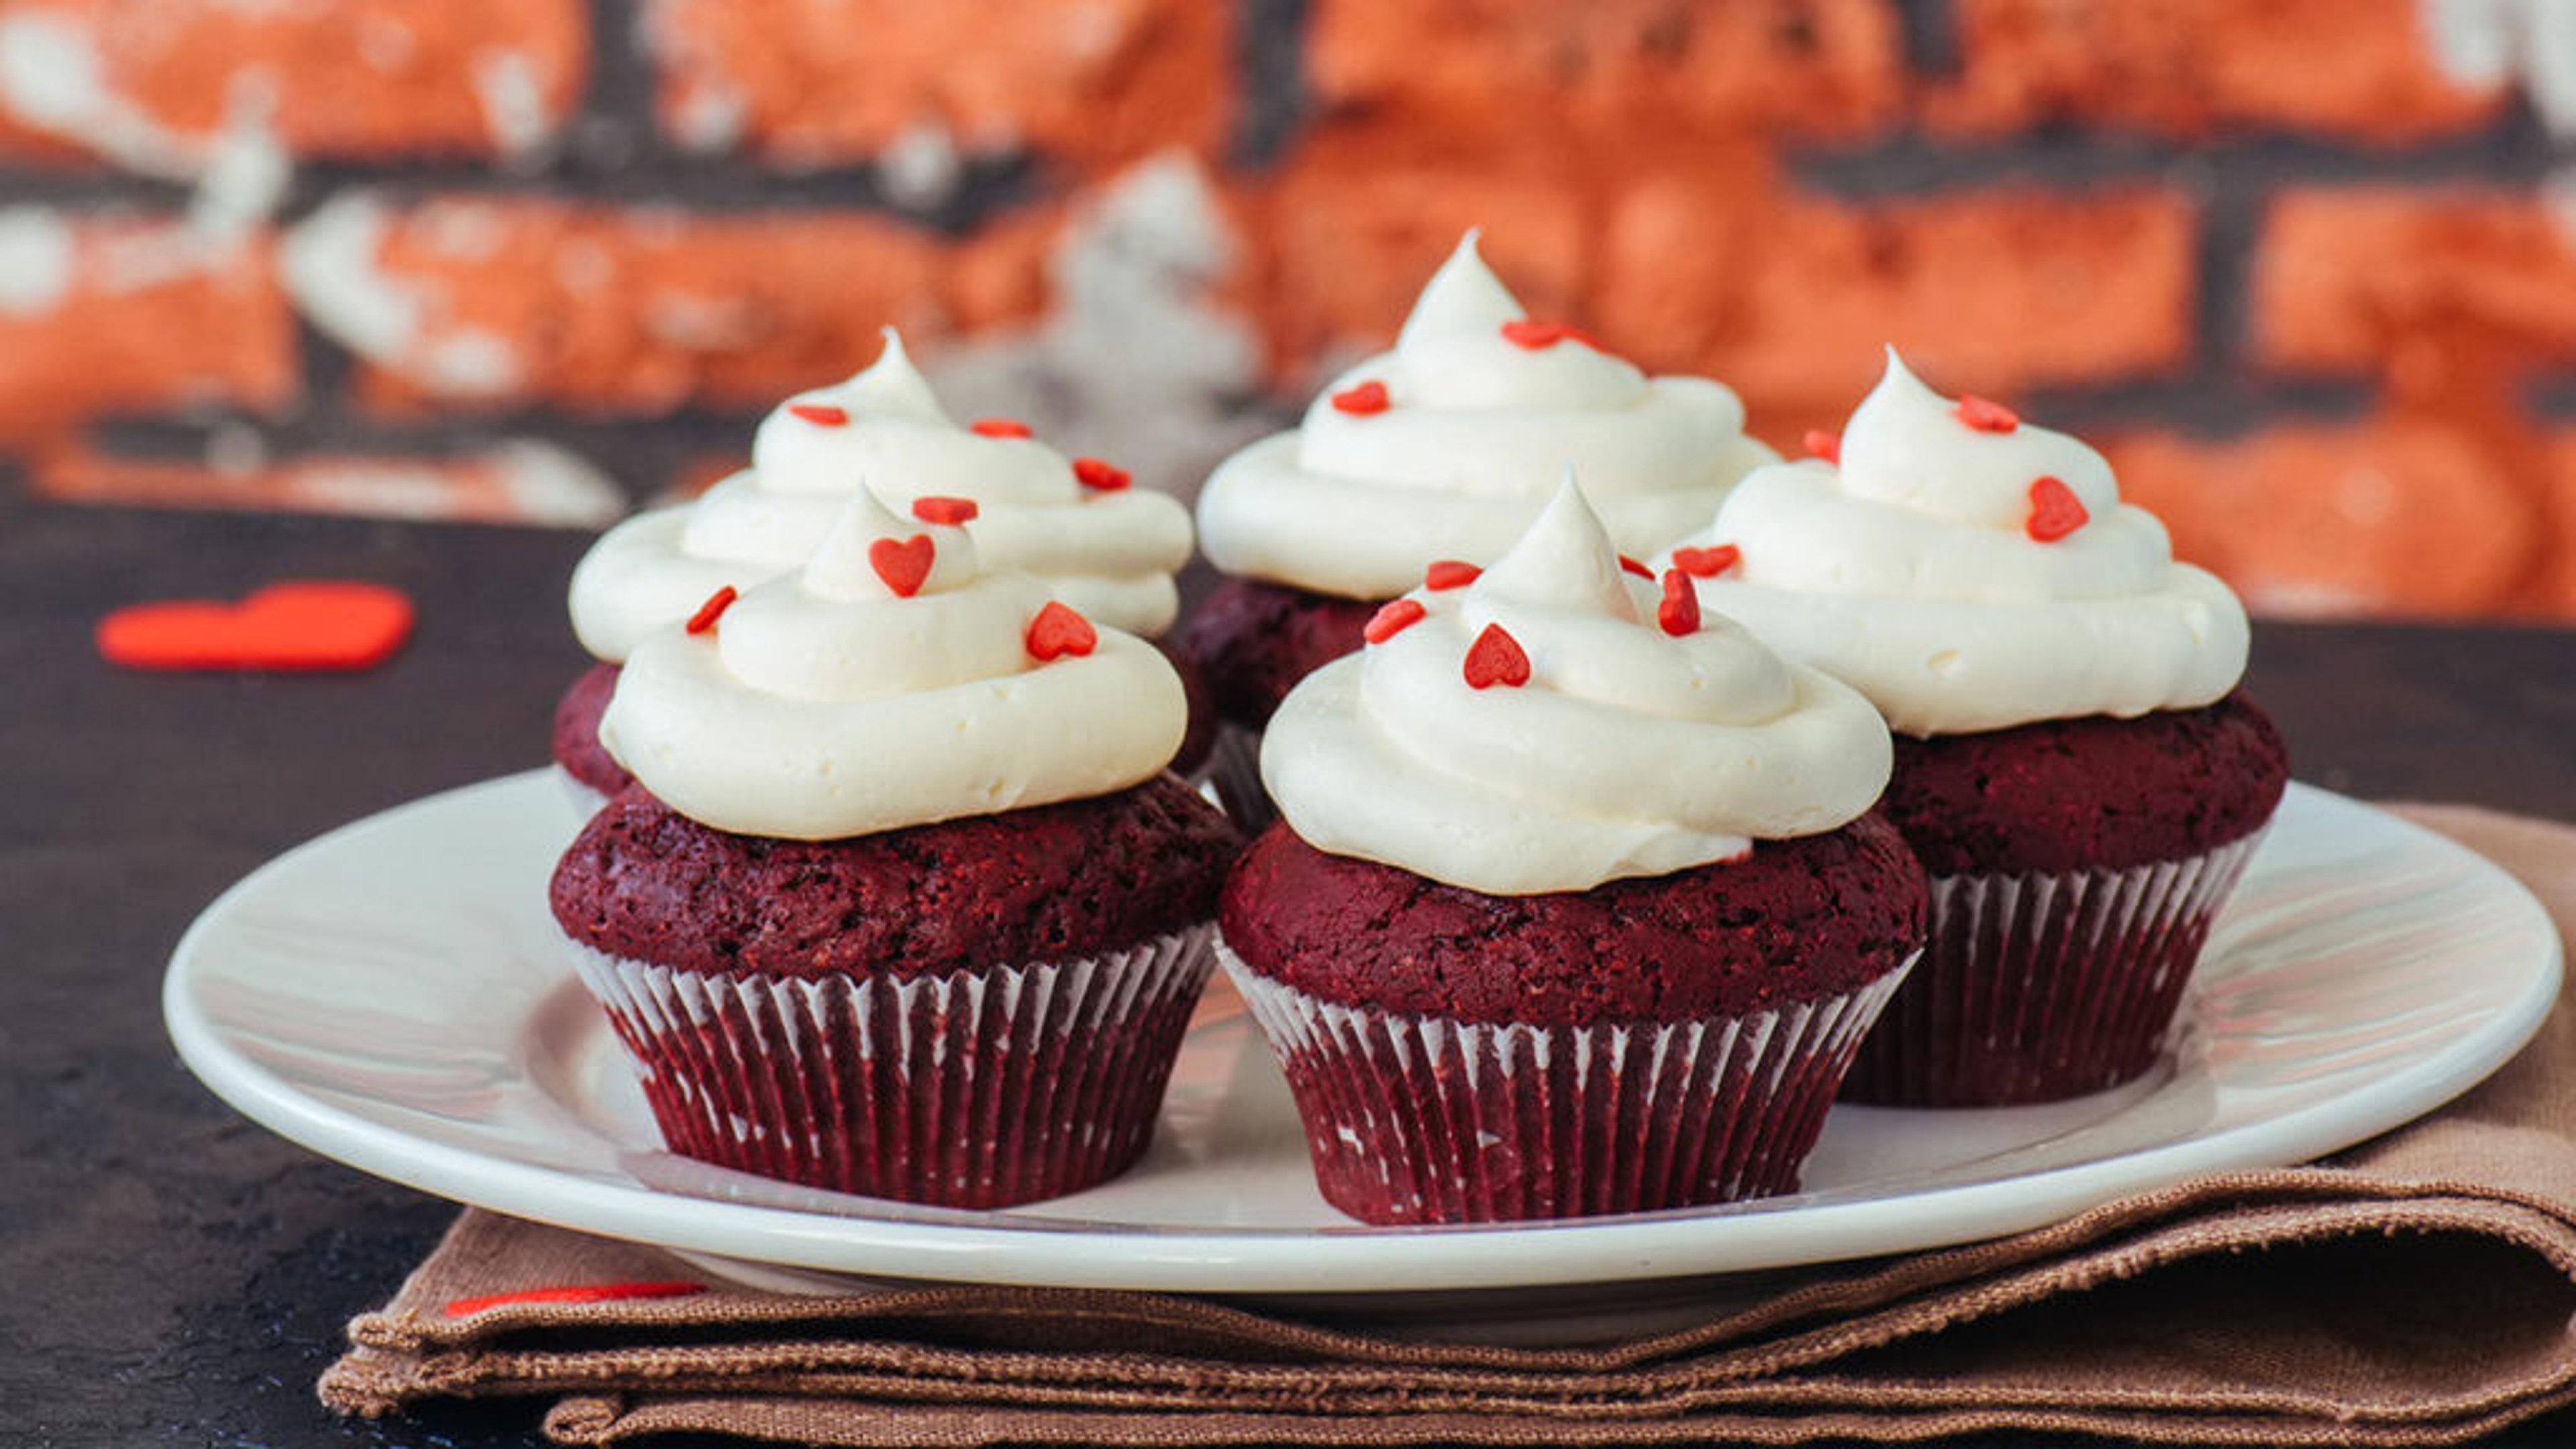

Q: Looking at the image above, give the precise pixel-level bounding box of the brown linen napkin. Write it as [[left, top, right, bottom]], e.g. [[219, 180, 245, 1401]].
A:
[[323, 804, 2576, 1447]]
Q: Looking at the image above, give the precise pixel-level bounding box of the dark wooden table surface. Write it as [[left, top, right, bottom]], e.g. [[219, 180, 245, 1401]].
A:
[[9, 496, 2576, 1448]]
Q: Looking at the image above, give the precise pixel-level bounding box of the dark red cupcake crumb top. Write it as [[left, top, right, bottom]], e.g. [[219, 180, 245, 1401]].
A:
[[1221, 814, 1925, 1026], [549, 661, 633, 798], [1883, 692, 2290, 876], [1174, 577, 1379, 729], [552, 773, 1242, 979]]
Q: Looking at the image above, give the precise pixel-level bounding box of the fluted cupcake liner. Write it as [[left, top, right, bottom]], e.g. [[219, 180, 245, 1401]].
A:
[[1201, 722, 1275, 837], [1838, 833, 2267, 1108], [572, 926, 1216, 1210], [1220, 945, 1915, 1225]]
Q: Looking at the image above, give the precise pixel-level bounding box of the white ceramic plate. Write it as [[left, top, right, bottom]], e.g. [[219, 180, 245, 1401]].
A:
[[165, 775, 2559, 1306]]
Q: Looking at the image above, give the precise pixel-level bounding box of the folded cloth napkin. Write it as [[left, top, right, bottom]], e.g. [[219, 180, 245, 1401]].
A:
[[323, 805, 2576, 1447]]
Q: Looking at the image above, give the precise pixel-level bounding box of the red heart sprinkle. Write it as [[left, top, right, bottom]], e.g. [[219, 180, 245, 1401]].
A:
[[1363, 598, 1426, 644], [2025, 475, 2090, 542], [1423, 559, 1481, 591], [444, 1281, 704, 1318], [1072, 457, 1130, 492], [970, 417, 1033, 439], [1803, 429, 1841, 463], [95, 580, 415, 673], [787, 402, 848, 427], [1499, 319, 1601, 351], [1619, 554, 1653, 580], [1330, 380, 1390, 415], [867, 534, 936, 597], [1462, 623, 1530, 690], [1953, 395, 2020, 433], [1671, 544, 1741, 578], [1658, 570, 1700, 637], [1025, 600, 1097, 661], [911, 495, 979, 525], [685, 585, 738, 635]]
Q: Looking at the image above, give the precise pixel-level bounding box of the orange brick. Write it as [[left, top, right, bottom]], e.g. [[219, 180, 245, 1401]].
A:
[[0, 212, 294, 444], [1307, 0, 1903, 144], [284, 195, 1062, 415], [1599, 181, 2199, 418], [0, 0, 586, 163], [647, 0, 1232, 172], [1927, 0, 2503, 144], [32, 439, 622, 527], [1244, 132, 1597, 380], [2106, 421, 2537, 619], [2253, 189, 2576, 375]]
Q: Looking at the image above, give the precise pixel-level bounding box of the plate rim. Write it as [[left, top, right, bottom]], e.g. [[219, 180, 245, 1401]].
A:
[[163, 773, 2565, 1294]]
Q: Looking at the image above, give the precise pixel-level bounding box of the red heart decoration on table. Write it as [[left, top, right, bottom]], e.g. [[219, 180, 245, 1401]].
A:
[[96, 580, 415, 672], [1462, 623, 1529, 690], [867, 534, 936, 597], [1025, 600, 1097, 661]]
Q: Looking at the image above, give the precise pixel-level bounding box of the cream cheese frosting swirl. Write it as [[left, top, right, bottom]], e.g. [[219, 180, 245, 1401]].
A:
[[1262, 479, 1891, 895], [568, 331, 1193, 661], [1660, 350, 2249, 737], [600, 492, 1185, 840], [1195, 232, 1778, 601]]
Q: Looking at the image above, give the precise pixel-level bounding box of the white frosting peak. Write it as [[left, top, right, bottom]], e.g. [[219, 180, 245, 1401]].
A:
[[1263, 479, 1892, 895], [603, 492, 1185, 841], [566, 330, 1195, 659], [1195, 229, 1776, 600], [1662, 348, 2250, 736]]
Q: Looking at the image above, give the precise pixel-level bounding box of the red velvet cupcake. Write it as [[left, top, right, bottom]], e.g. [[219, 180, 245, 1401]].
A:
[[1666, 351, 2289, 1106], [1220, 482, 1920, 1224], [1185, 232, 1774, 829], [550, 492, 1237, 1208]]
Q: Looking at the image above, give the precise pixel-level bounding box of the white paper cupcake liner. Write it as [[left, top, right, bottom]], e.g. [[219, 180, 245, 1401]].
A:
[[1840, 830, 2267, 1107], [571, 924, 1217, 1209], [1220, 943, 1915, 1224]]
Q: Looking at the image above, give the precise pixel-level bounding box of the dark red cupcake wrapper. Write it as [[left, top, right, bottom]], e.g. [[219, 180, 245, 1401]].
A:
[[1201, 722, 1275, 837], [1839, 831, 2267, 1108], [572, 926, 1216, 1210], [1221, 944, 1915, 1225]]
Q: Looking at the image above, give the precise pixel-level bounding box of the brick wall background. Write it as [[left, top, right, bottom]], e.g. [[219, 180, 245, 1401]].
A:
[[5, 0, 2576, 619]]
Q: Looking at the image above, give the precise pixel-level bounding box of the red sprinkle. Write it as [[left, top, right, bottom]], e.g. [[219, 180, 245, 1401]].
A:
[[1953, 394, 2021, 433], [1423, 559, 1481, 591], [2025, 475, 2090, 542], [1330, 380, 1391, 415], [1363, 597, 1426, 644], [444, 1282, 704, 1318], [910, 495, 979, 526], [1025, 600, 1097, 661], [1658, 569, 1700, 637], [1071, 457, 1131, 492], [684, 586, 738, 634], [867, 534, 936, 597], [1499, 319, 1601, 351], [787, 402, 848, 427], [1462, 623, 1531, 690], [1803, 429, 1841, 464], [1619, 554, 1654, 580], [969, 417, 1034, 439], [1671, 544, 1741, 578]]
